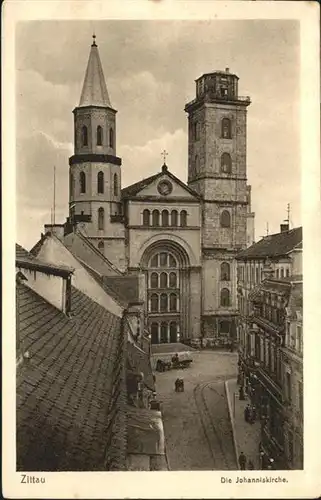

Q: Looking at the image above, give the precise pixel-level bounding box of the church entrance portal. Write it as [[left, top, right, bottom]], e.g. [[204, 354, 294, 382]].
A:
[[141, 241, 191, 344]]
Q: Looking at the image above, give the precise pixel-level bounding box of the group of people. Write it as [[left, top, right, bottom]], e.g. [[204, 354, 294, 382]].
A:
[[174, 378, 184, 392]]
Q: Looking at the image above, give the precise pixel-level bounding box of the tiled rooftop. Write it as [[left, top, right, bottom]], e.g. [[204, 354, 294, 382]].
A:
[[16, 243, 33, 260], [16, 282, 124, 471], [236, 227, 302, 260]]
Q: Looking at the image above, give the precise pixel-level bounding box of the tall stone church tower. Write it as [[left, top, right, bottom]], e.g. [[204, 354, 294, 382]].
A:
[[185, 68, 251, 339], [68, 36, 126, 271]]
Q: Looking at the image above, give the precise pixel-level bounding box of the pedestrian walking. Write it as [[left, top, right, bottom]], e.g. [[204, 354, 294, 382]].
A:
[[239, 451, 247, 470]]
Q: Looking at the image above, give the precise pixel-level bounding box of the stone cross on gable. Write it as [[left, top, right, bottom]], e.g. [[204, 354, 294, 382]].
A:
[[161, 150, 168, 165]]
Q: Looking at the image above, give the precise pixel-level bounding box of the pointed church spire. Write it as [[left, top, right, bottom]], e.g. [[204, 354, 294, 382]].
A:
[[79, 36, 112, 108]]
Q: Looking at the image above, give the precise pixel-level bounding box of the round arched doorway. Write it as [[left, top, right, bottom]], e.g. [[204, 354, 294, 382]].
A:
[[140, 241, 191, 344]]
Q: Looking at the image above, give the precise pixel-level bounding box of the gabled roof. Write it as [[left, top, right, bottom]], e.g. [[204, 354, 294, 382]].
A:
[[16, 243, 74, 277], [121, 165, 201, 200], [65, 229, 123, 276], [78, 40, 112, 108], [236, 227, 302, 260], [79, 259, 128, 307], [16, 283, 125, 471], [16, 243, 33, 260]]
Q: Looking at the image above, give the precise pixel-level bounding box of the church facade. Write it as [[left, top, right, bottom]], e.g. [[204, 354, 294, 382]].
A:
[[58, 38, 255, 345]]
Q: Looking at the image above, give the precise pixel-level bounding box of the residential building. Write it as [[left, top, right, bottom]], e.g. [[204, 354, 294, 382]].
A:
[[16, 240, 166, 471], [281, 278, 303, 469], [236, 225, 303, 469]]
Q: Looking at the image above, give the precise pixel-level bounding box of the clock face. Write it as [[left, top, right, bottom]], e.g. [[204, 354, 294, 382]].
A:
[[157, 180, 173, 196]]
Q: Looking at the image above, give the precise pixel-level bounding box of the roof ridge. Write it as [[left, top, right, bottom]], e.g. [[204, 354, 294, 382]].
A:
[[76, 229, 124, 275]]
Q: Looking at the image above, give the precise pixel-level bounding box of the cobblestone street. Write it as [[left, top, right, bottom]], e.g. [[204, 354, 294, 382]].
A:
[[155, 350, 238, 470]]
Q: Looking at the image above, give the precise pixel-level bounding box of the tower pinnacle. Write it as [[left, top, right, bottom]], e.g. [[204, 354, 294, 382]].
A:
[[79, 37, 111, 108]]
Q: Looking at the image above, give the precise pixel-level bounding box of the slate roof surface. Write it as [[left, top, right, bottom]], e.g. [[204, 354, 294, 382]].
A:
[[79, 41, 111, 108], [16, 283, 123, 471], [121, 173, 161, 198], [236, 227, 302, 260], [78, 260, 128, 307]]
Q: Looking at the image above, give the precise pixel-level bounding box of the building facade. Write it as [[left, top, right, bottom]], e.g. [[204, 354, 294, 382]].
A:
[[236, 225, 303, 469], [49, 38, 255, 345]]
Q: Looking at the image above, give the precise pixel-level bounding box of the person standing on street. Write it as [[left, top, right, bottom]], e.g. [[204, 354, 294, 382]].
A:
[[239, 451, 247, 470]]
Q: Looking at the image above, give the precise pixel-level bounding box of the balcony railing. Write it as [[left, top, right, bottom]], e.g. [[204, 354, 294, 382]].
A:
[[110, 214, 125, 223], [186, 94, 251, 108]]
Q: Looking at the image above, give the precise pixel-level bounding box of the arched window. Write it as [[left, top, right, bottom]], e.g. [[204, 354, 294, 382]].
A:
[[280, 268, 284, 278], [113, 174, 118, 197], [98, 207, 104, 230], [162, 210, 169, 227], [286, 268, 290, 277], [221, 262, 230, 281], [151, 294, 159, 313], [160, 252, 167, 267], [221, 118, 231, 139], [151, 272, 158, 288], [169, 272, 177, 288], [160, 272, 168, 288], [160, 294, 168, 312], [70, 173, 74, 198], [151, 323, 158, 344], [171, 210, 178, 226], [97, 126, 103, 146], [98, 241, 104, 253], [152, 210, 160, 226], [109, 128, 114, 148], [220, 210, 231, 228], [180, 210, 187, 227], [192, 122, 199, 141], [221, 153, 232, 174], [81, 125, 88, 146], [143, 209, 150, 226], [160, 322, 168, 343], [221, 288, 230, 307], [97, 171, 104, 194], [80, 171, 86, 193], [195, 155, 200, 173], [170, 293, 177, 312], [170, 322, 177, 343], [169, 255, 176, 267], [150, 254, 158, 267]]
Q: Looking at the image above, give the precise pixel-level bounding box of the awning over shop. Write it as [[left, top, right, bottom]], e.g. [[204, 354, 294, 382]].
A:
[[127, 406, 165, 456]]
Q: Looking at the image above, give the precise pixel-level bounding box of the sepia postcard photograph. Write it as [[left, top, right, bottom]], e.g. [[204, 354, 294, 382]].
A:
[[2, 0, 321, 498]]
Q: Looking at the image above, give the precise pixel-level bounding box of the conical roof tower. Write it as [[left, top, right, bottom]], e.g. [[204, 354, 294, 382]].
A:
[[68, 36, 125, 272]]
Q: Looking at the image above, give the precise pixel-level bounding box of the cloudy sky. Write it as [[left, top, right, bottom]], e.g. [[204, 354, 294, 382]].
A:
[[16, 19, 300, 249]]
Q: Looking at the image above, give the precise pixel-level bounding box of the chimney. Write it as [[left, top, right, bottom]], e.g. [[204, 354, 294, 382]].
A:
[[280, 223, 289, 233], [225, 67, 230, 73]]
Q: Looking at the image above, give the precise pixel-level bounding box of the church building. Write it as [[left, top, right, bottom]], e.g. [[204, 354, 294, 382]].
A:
[[49, 37, 255, 346]]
